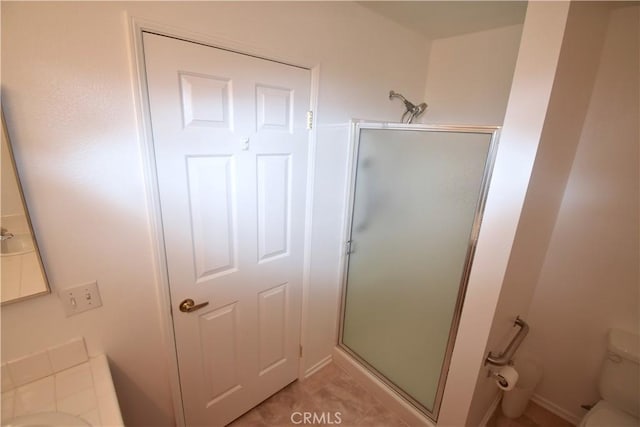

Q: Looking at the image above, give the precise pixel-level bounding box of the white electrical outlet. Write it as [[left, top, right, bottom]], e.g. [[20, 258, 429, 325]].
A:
[[59, 281, 103, 316]]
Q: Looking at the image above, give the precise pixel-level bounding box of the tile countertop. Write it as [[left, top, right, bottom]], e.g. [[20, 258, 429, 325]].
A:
[[1, 355, 123, 426]]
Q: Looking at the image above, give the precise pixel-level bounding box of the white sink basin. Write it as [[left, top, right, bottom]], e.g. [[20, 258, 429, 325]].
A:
[[3, 412, 90, 427], [0, 233, 34, 256]]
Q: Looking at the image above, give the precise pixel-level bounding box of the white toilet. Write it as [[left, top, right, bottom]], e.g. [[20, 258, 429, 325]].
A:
[[579, 329, 639, 427]]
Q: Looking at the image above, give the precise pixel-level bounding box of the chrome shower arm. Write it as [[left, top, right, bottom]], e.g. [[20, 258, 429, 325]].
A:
[[389, 90, 417, 111]]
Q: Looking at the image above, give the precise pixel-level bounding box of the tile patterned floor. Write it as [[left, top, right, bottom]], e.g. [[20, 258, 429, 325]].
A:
[[228, 363, 408, 426], [487, 401, 575, 427], [229, 362, 573, 427]]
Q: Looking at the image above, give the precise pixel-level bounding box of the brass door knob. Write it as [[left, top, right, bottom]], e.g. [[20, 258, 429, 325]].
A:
[[179, 298, 209, 313]]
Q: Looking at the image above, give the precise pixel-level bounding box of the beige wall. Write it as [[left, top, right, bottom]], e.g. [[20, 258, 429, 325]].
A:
[[0, 3, 428, 425], [467, 3, 639, 424], [523, 4, 639, 421], [423, 24, 523, 126]]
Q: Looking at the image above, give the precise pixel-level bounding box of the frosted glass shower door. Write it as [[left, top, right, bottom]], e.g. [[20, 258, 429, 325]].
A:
[[340, 125, 497, 419]]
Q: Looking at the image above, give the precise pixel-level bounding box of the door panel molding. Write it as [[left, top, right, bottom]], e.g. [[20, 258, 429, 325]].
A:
[[127, 15, 320, 427], [199, 302, 241, 405], [257, 154, 292, 263], [186, 155, 239, 281], [179, 72, 233, 129]]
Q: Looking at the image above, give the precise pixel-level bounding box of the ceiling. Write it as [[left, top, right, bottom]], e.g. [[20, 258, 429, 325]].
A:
[[358, 1, 528, 40]]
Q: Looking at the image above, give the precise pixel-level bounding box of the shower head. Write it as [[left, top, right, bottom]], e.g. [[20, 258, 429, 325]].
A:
[[389, 90, 428, 124], [404, 102, 428, 123]]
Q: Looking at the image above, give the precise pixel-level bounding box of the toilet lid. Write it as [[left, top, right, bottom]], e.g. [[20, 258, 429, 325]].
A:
[[582, 401, 639, 427]]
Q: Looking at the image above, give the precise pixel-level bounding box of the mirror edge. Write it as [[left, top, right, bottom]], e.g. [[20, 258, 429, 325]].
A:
[[1, 109, 52, 305]]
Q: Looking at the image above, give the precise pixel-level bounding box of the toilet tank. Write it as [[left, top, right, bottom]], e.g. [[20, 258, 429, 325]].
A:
[[599, 329, 640, 417]]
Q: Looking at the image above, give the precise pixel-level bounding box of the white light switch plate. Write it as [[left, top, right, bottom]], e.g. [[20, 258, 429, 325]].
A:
[[59, 281, 103, 316]]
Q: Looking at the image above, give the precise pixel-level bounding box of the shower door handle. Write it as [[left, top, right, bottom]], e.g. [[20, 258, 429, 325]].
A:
[[179, 298, 209, 313], [346, 240, 356, 254]]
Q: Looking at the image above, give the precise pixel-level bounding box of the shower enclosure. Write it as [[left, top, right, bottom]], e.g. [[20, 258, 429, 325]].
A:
[[339, 122, 500, 421]]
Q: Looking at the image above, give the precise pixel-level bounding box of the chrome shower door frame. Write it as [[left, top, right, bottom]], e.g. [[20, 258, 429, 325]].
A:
[[337, 121, 501, 422]]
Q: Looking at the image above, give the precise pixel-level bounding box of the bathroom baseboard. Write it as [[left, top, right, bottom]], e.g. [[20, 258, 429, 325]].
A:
[[477, 392, 580, 426], [303, 354, 333, 379], [531, 394, 581, 425], [479, 393, 502, 427]]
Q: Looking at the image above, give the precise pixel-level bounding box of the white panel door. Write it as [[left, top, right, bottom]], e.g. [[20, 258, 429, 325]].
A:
[[143, 33, 311, 426]]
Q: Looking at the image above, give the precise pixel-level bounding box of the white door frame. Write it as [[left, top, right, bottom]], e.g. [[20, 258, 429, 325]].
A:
[[126, 15, 320, 426]]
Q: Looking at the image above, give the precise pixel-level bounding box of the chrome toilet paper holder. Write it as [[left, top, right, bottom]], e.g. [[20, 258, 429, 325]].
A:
[[489, 370, 511, 387]]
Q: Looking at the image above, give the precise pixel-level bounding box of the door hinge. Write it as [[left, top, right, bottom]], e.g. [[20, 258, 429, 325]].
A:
[[306, 110, 313, 130], [299, 345, 303, 358]]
